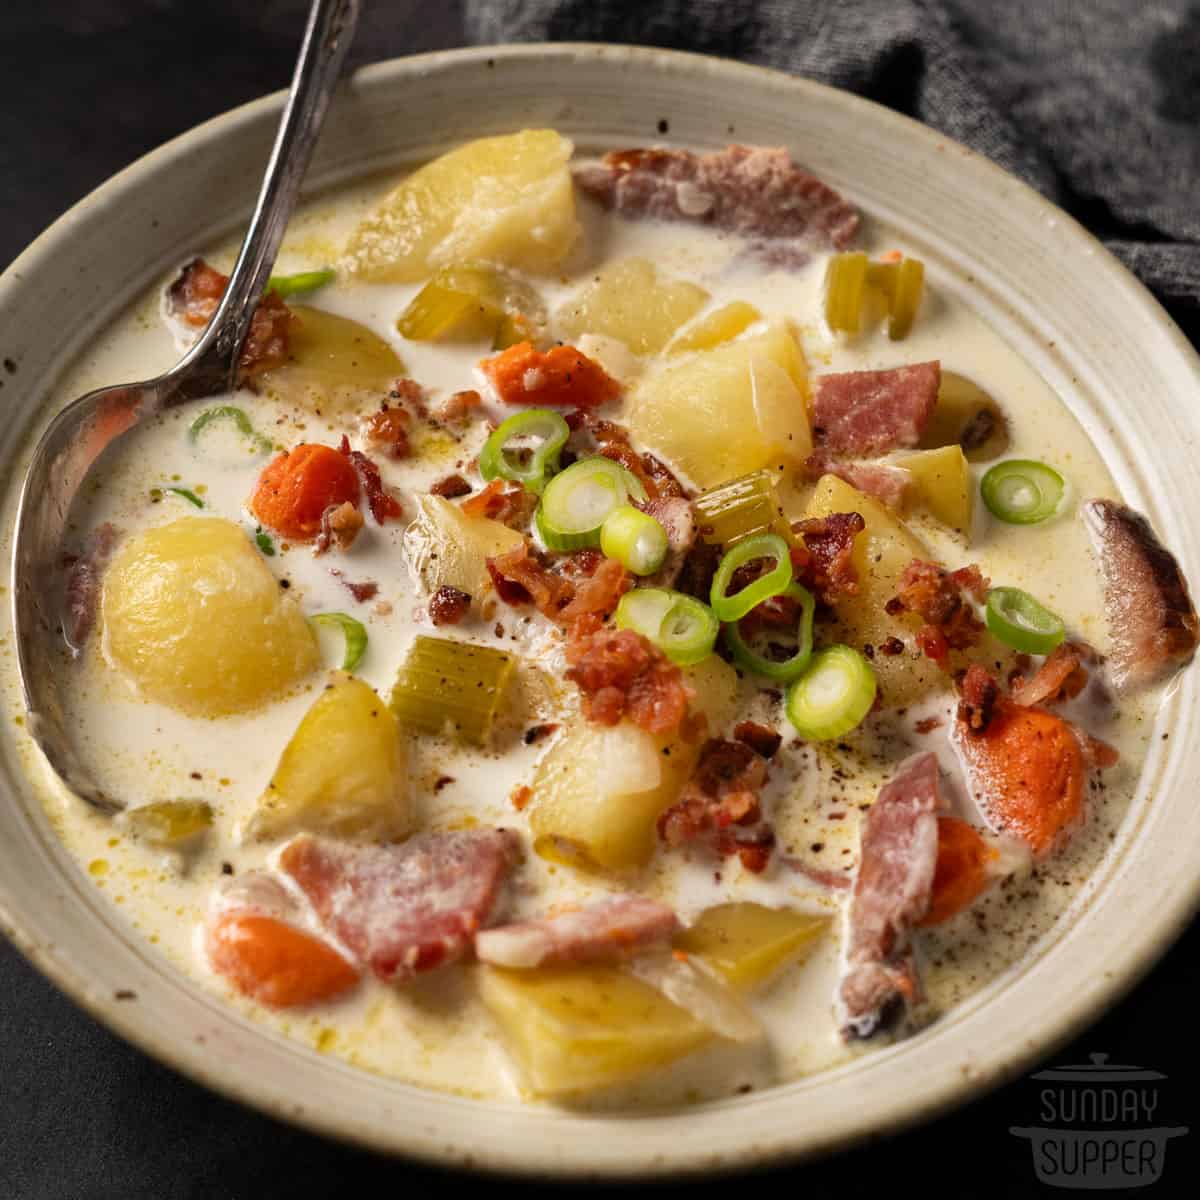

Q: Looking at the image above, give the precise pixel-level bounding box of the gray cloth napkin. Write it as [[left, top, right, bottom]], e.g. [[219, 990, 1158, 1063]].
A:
[[465, 0, 1200, 306]]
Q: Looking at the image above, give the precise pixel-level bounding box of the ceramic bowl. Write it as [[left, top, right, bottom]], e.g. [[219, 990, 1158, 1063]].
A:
[[2, 44, 1199, 1177]]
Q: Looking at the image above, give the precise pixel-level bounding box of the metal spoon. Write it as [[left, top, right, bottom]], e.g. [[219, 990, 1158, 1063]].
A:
[[10, 0, 361, 812]]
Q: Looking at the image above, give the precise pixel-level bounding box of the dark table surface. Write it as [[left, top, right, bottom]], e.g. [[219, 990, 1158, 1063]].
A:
[[1, 4, 1197, 1197]]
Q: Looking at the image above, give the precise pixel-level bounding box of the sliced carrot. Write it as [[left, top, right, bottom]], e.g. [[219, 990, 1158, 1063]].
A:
[[918, 816, 997, 926], [955, 699, 1085, 858], [207, 913, 358, 1009], [481, 341, 621, 409], [250, 443, 361, 540]]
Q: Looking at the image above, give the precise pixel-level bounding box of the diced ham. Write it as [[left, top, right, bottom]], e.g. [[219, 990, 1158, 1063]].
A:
[[640, 496, 697, 589], [803, 453, 910, 508], [278, 830, 522, 983], [167, 258, 294, 376], [574, 146, 860, 264], [791, 512, 866, 600], [838, 751, 943, 1039], [63, 522, 119, 651], [475, 894, 679, 969], [1083, 498, 1198, 693], [811, 362, 940, 457]]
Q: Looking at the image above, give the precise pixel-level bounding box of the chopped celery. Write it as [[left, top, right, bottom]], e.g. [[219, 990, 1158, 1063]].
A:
[[824, 251, 869, 334], [123, 800, 213, 847], [390, 635, 515, 745], [396, 264, 544, 344], [267, 268, 336, 298], [667, 301, 761, 353], [693, 469, 790, 547], [887, 257, 925, 340]]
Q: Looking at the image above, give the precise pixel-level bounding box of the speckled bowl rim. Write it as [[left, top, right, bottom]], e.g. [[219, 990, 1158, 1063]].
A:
[[2, 43, 1199, 1178]]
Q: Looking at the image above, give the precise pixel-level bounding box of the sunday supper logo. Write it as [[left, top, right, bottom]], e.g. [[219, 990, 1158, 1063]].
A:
[[1009, 1053, 1188, 1189]]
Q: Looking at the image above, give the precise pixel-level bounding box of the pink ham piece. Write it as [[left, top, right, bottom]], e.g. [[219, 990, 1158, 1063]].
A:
[[811, 362, 940, 458], [63, 522, 119, 651], [803, 453, 910, 508], [279, 829, 521, 982], [475, 894, 679, 969], [640, 496, 697, 590], [574, 145, 859, 264], [1083, 499, 1198, 693], [838, 751, 942, 1039]]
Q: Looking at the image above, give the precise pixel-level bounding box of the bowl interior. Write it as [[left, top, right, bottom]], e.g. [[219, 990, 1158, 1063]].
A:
[[2, 44, 1199, 1176]]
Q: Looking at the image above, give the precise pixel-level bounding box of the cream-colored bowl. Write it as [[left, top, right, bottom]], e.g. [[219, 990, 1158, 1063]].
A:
[[2, 44, 1198, 1177]]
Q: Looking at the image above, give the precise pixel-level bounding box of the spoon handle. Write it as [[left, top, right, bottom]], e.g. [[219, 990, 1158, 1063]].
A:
[[181, 0, 361, 391]]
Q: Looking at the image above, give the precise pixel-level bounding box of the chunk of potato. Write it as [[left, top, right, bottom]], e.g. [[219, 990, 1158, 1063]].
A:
[[477, 964, 712, 1097], [629, 323, 811, 491], [529, 655, 738, 870], [259, 305, 405, 414], [674, 903, 829, 989], [101, 517, 318, 716], [896, 445, 973, 537], [556, 258, 710, 355], [245, 672, 408, 842], [803, 475, 942, 707], [122, 800, 214, 848], [403, 494, 524, 607], [666, 300, 762, 354], [920, 371, 1010, 462], [343, 130, 577, 282]]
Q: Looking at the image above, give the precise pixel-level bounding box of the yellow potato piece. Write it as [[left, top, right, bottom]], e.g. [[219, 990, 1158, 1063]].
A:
[[343, 130, 577, 282], [674, 903, 830, 990], [896, 445, 973, 537], [247, 672, 408, 842], [630, 323, 812, 491], [556, 258, 710, 355], [101, 517, 318, 717], [666, 300, 762, 353], [529, 655, 738, 870], [803, 475, 941, 707], [403, 494, 524, 608], [477, 964, 712, 1097], [259, 305, 405, 414]]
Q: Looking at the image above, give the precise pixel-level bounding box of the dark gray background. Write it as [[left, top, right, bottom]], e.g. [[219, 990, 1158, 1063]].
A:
[[1, 2, 1197, 1196]]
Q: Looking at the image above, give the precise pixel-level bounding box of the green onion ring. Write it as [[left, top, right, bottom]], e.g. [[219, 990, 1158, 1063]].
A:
[[310, 612, 368, 672], [478, 408, 569, 495], [784, 645, 877, 741], [985, 586, 1066, 655], [536, 457, 641, 552], [723, 582, 815, 682], [615, 588, 719, 665], [188, 405, 274, 455], [980, 459, 1065, 525], [709, 532, 793, 623]]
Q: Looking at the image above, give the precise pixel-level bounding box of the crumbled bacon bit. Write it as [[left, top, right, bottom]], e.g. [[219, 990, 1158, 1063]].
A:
[[429, 585, 472, 627], [565, 625, 690, 734], [1079, 731, 1120, 768], [168, 258, 294, 376], [880, 637, 906, 656], [313, 501, 364, 555], [364, 406, 412, 460], [430, 473, 472, 499], [892, 559, 988, 663], [486, 542, 575, 618], [586, 417, 689, 501], [958, 664, 1001, 733], [791, 512, 866, 600], [914, 716, 942, 734], [510, 785, 533, 812], [658, 739, 774, 869], [337, 436, 402, 525], [460, 479, 536, 528], [437, 389, 483, 423], [433, 775, 455, 793], [558, 557, 632, 626], [328, 569, 380, 603], [1012, 641, 1095, 708], [733, 721, 782, 759], [674, 539, 721, 601]]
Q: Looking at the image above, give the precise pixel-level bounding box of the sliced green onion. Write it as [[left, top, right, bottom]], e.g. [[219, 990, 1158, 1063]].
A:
[[536, 457, 637, 551], [390, 635, 515, 745], [166, 486, 204, 508], [254, 527, 276, 556], [694, 469, 789, 548], [188, 404, 274, 455], [785, 645, 877, 741], [723, 583, 815, 682], [615, 588, 719, 665], [980, 459, 1065, 525], [600, 506, 668, 576], [310, 612, 368, 672], [985, 587, 1065, 655], [824, 251, 869, 334], [266, 267, 336, 299], [478, 408, 569, 495], [709, 533, 793, 623]]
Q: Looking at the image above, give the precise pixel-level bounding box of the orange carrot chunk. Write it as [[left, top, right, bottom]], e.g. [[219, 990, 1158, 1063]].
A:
[[955, 700, 1085, 858], [250, 443, 361, 540], [917, 816, 997, 926], [207, 912, 358, 1009], [481, 341, 621, 409]]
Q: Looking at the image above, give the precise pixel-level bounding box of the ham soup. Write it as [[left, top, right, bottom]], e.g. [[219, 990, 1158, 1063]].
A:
[[5, 132, 1196, 1107]]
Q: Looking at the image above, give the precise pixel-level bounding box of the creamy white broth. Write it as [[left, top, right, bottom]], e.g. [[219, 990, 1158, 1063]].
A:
[[0, 149, 1164, 1109]]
